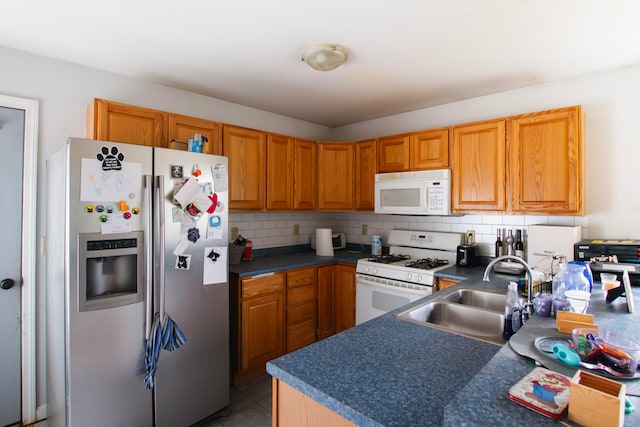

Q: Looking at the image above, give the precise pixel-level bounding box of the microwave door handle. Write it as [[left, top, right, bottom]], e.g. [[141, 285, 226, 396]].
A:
[[143, 174, 153, 338]]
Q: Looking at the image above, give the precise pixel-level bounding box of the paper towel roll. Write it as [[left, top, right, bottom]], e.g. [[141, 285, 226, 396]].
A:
[[315, 228, 334, 256]]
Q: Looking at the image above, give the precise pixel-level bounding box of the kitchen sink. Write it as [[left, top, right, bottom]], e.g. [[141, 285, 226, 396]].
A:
[[440, 288, 506, 312], [395, 288, 506, 345]]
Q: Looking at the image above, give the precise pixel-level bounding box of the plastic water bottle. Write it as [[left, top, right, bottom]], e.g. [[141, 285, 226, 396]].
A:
[[503, 282, 522, 341]]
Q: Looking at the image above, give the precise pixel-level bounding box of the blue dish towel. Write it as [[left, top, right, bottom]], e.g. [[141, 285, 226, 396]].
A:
[[143, 313, 187, 389], [161, 315, 187, 351]]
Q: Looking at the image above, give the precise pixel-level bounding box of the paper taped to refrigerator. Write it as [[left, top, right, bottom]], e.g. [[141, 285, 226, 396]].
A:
[[80, 158, 142, 202], [204, 246, 227, 285]]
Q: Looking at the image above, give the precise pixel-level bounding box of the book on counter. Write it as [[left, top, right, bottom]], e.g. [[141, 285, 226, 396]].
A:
[[507, 367, 571, 420]]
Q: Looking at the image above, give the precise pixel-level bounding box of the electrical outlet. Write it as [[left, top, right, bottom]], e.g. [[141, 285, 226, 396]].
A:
[[231, 227, 239, 241], [466, 230, 476, 245], [293, 224, 299, 235], [362, 224, 368, 236]]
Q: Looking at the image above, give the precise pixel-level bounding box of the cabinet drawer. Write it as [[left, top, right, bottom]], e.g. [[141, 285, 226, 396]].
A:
[[286, 318, 316, 352], [287, 284, 315, 306], [241, 273, 284, 299], [287, 300, 315, 325], [287, 268, 315, 288]]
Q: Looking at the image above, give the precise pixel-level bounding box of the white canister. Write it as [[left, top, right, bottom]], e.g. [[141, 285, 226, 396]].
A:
[[371, 235, 382, 256]]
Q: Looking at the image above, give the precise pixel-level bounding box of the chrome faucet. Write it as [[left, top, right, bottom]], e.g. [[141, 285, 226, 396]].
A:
[[483, 255, 535, 322]]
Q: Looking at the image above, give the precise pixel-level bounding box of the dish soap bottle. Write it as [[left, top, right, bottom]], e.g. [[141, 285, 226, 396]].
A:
[[503, 282, 522, 341]]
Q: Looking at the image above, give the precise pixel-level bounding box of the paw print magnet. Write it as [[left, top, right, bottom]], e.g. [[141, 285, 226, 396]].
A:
[[96, 146, 125, 171]]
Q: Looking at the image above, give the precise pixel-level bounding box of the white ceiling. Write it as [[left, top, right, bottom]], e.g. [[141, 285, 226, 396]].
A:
[[3, 0, 640, 127]]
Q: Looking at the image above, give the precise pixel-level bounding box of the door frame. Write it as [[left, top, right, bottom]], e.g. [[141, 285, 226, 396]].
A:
[[0, 94, 39, 425]]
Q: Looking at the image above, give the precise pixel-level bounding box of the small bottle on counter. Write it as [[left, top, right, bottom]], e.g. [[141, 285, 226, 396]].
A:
[[371, 235, 382, 256], [505, 229, 515, 256], [503, 282, 522, 341], [495, 229, 504, 257], [515, 229, 524, 258], [242, 240, 254, 261]]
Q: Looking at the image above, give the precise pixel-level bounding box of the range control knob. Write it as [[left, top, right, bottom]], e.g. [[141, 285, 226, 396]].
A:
[[416, 275, 422, 282], [406, 273, 412, 281]]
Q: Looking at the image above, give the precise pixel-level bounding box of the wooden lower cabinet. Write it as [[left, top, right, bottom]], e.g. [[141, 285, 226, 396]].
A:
[[272, 378, 356, 427], [335, 264, 356, 332], [286, 267, 317, 352], [232, 264, 356, 384], [232, 272, 285, 384], [437, 277, 460, 291]]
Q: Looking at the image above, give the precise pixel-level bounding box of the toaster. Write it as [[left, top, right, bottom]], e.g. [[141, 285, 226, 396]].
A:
[[456, 244, 477, 267], [311, 232, 346, 250]]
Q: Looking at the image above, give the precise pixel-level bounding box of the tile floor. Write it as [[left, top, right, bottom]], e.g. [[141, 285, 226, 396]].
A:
[[197, 374, 272, 427]]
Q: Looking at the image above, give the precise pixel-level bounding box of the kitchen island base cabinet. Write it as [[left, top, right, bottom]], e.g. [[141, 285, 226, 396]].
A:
[[272, 378, 356, 427]]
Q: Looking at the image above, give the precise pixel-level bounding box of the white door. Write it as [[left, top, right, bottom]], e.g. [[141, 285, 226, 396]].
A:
[[0, 106, 24, 426]]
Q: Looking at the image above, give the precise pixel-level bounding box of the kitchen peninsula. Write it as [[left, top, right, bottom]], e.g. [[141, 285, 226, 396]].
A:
[[268, 269, 640, 426]]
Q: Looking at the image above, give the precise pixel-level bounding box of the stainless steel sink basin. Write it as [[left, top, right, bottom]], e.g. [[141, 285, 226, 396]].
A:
[[395, 288, 506, 345], [440, 288, 506, 312]]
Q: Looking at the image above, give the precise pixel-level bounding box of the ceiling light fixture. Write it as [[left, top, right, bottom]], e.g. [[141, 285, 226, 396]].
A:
[[302, 45, 348, 71]]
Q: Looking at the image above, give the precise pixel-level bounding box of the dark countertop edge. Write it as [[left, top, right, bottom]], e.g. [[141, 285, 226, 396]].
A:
[[266, 363, 383, 427], [229, 249, 366, 278]]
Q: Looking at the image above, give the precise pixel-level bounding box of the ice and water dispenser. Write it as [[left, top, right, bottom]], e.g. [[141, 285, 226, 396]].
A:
[[77, 231, 144, 311]]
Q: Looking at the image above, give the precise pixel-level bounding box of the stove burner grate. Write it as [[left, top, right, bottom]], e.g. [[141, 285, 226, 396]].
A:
[[367, 254, 411, 264], [405, 258, 450, 270]]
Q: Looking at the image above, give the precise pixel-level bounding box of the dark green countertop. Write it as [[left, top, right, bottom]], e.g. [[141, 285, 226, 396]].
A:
[[228, 248, 365, 278], [267, 265, 640, 426]]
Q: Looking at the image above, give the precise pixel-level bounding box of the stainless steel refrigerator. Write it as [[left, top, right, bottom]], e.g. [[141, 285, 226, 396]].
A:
[[46, 138, 229, 426]]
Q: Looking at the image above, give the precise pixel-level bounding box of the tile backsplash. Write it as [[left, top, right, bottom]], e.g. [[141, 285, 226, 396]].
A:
[[229, 211, 588, 257]]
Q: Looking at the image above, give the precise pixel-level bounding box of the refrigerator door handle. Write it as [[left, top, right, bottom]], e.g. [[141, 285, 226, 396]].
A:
[[157, 175, 166, 322], [143, 175, 153, 338]]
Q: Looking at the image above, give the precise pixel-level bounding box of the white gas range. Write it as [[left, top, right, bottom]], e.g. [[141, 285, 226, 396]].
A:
[[355, 230, 462, 324]]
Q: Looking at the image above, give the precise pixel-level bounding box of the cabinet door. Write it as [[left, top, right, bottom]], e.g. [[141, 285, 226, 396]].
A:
[[293, 139, 317, 210], [378, 134, 410, 172], [410, 128, 449, 169], [166, 113, 222, 154], [335, 264, 356, 333], [317, 143, 354, 211], [223, 125, 266, 211], [241, 293, 285, 372], [86, 98, 163, 147], [437, 278, 460, 292], [317, 265, 336, 339], [451, 120, 506, 212], [354, 139, 377, 211], [509, 106, 584, 215], [267, 133, 293, 210]]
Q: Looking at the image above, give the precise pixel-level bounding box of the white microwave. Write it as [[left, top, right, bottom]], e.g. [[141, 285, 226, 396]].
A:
[[374, 169, 451, 215]]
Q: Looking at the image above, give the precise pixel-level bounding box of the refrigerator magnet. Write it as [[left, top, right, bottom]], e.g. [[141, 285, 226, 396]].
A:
[[171, 207, 185, 223], [170, 165, 184, 179], [207, 215, 223, 239], [175, 254, 191, 270]]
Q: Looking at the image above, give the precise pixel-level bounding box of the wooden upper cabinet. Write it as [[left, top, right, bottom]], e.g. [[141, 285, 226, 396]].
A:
[[509, 106, 584, 215], [317, 142, 354, 211], [86, 98, 163, 147], [354, 139, 377, 211], [451, 120, 506, 212], [266, 133, 294, 210], [378, 134, 410, 172], [223, 125, 266, 211], [293, 139, 317, 210], [165, 113, 222, 154], [410, 128, 449, 169]]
